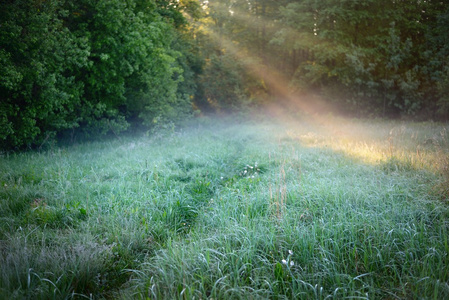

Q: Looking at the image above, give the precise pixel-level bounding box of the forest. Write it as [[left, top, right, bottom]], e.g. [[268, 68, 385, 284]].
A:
[[1, 0, 449, 150]]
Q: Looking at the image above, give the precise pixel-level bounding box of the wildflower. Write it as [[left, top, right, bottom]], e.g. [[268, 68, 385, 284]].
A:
[[282, 259, 287, 265], [220, 176, 224, 180], [290, 261, 294, 267], [288, 250, 293, 255]]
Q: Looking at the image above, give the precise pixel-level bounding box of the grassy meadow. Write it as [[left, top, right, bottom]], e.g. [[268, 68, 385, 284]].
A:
[[0, 115, 448, 299]]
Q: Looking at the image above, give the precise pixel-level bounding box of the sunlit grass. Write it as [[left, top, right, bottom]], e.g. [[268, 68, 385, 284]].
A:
[[1, 116, 448, 299], [285, 116, 449, 173]]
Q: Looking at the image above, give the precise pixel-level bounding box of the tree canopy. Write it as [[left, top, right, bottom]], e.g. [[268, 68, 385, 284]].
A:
[[1, 0, 448, 150], [199, 0, 449, 117], [1, 0, 200, 149]]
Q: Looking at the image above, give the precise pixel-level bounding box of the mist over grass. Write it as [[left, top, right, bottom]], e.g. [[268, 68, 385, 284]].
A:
[[1, 115, 448, 299]]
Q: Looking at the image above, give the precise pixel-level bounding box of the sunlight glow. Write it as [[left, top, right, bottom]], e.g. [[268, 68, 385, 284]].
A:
[[187, 3, 449, 173]]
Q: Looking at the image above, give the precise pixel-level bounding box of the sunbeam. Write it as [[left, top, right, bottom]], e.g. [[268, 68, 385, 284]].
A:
[[193, 8, 345, 136]]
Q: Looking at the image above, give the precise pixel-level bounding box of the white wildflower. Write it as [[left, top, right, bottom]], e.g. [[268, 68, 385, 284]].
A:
[[290, 261, 294, 267], [288, 250, 293, 255], [282, 259, 287, 265]]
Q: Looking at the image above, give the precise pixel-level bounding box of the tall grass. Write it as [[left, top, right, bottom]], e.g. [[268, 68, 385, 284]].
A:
[[1, 116, 448, 299]]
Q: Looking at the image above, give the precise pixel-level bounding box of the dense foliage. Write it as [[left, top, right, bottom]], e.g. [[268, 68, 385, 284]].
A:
[[201, 0, 449, 118], [0, 0, 200, 150], [1, 0, 448, 150]]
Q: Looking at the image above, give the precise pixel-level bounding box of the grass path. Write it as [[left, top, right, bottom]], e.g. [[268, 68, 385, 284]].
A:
[[1, 116, 448, 299]]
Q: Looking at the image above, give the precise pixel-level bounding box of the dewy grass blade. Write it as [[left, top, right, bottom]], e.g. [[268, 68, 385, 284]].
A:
[[0, 117, 448, 299]]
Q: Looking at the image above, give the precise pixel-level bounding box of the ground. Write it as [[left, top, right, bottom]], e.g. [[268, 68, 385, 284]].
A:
[[1, 115, 448, 299]]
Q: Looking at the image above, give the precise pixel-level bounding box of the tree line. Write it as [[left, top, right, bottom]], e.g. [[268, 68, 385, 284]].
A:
[[1, 0, 448, 150], [200, 0, 449, 118], [1, 0, 202, 150]]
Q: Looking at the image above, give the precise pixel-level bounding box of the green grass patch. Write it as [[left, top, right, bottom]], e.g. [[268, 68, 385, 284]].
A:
[[1, 117, 448, 299]]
